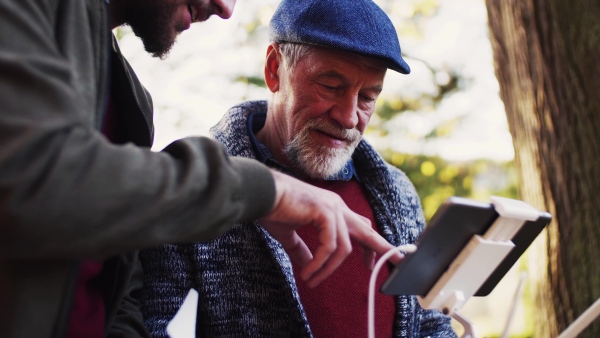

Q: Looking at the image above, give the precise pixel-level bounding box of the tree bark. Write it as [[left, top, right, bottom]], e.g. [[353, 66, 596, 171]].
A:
[[485, 0, 600, 336]]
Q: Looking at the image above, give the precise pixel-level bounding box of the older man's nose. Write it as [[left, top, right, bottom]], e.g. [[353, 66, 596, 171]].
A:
[[329, 97, 359, 130]]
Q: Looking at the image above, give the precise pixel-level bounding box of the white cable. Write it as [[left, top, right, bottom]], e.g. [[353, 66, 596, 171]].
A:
[[557, 296, 600, 338], [500, 272, 527, 338], [368, 244, 417, 338]]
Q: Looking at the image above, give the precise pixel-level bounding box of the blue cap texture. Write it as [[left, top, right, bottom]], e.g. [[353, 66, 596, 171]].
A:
[[269, 0, 410, 74]]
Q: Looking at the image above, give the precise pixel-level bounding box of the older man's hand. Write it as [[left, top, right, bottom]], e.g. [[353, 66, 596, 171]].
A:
[[259, 169, 403, 288]]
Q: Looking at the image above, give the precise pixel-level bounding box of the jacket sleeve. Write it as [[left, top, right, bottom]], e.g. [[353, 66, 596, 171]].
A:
[[0, 0, 276, 260], [139, 244, 195, 338]]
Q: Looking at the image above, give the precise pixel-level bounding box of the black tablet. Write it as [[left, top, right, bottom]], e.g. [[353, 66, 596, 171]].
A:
[[380, 196, 551, 297]]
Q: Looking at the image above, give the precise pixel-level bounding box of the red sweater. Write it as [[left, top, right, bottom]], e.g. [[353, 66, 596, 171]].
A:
[[293, 178, 395, 338], [66, 261, 105, 338]]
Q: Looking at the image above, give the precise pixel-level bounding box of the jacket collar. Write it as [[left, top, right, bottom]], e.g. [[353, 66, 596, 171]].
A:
[[107, 35, 154, 147]]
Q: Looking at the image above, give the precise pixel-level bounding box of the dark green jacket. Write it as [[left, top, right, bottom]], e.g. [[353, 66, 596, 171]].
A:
[[0, 1, 275, 337]]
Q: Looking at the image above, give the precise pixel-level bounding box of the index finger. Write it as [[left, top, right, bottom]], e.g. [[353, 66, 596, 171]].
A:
[[301, 209, 352, 287], [346, 211, 404, 265]]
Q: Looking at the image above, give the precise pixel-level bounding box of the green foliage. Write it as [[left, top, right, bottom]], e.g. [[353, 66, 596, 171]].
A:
[[235, 75, 266, 88], [380, 150, 518, 221], [375, 96, 427, 121], [374, 69, 462, 122]]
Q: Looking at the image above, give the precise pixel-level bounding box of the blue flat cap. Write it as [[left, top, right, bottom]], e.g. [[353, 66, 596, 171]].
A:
[[269, 0, 410, 74]]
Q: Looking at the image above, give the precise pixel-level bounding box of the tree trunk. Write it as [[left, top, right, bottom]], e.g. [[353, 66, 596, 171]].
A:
[[485, 0, 600, 336]]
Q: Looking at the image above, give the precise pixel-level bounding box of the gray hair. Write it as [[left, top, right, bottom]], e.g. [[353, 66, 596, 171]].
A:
[[278, 43, 314, 72]]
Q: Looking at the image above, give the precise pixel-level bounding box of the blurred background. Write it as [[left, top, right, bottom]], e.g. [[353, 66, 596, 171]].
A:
[[116, 0, 535, 336]]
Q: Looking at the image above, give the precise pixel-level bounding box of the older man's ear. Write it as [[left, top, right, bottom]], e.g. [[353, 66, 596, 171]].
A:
[[264, 43, 281, 93]]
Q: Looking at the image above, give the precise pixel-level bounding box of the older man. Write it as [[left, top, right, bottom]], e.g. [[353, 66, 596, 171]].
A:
[[140, 0, 456, 337]]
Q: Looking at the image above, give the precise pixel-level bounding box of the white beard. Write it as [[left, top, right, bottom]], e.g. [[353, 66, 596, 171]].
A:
[[284, 120, 360, 179]]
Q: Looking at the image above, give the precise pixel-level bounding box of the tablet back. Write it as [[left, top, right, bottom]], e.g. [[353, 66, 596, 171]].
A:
[[381, 197, 498, 296], [474, 212, 551, 296], [381, 197, 552, 297]]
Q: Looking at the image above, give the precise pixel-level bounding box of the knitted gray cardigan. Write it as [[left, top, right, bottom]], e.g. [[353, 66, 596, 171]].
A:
[[139, 101, 456, 337]]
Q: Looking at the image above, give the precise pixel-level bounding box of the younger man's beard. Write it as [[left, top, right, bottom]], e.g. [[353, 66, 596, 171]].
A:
[[284, 120, 361, 179], [125, 0, 182, 59]]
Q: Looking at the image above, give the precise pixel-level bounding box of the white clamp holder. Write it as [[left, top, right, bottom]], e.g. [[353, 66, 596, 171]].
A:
[[417, 196, 540, 316]]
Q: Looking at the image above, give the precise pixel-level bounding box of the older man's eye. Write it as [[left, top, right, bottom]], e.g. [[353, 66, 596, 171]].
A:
[[360, 94, 376, 102], [320, 84, 340, 91]]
